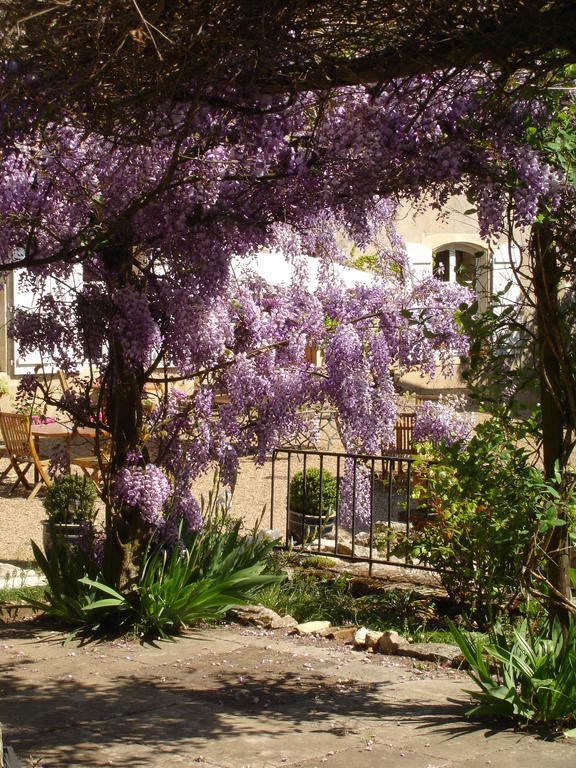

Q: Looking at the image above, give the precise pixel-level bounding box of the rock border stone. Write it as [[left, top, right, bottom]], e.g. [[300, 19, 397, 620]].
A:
[[230, 607, 464, 668]]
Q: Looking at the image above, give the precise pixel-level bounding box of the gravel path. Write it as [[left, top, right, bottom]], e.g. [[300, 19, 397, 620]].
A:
[[0, 463, 46, 564], [0, 453, 286, 564]]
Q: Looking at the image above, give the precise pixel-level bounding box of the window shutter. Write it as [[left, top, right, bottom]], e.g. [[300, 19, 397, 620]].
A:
[[405, 243, 433, 281]]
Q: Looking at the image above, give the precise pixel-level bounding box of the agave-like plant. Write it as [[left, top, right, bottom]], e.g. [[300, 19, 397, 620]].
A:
[[28, 508, 283, 638], [451, 618, 576, 735], [81, 518, 283, 637]]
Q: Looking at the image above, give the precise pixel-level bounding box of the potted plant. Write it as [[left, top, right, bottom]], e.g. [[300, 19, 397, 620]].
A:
[[288, 467, 337, 543], [42, 474, 97, 558]]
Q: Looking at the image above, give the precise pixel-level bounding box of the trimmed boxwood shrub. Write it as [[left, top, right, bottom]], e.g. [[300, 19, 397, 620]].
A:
[[43, 474, 97, 524], [289, 467, 338, 518]]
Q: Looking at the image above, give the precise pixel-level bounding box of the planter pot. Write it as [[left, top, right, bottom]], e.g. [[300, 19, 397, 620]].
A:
[[287, 509, 334, 544], [42, 520, 83, 559]]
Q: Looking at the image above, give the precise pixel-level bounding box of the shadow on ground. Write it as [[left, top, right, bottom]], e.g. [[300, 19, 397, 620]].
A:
[[0, 623, 533, 767]]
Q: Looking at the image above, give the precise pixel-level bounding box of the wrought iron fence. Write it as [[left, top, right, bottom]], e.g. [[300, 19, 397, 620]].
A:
[[269, 447, 436, 574]]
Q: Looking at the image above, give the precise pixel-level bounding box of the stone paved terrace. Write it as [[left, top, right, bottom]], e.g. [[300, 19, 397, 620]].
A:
[[1, 412, 574, 767], [2, 623, 576, 767]]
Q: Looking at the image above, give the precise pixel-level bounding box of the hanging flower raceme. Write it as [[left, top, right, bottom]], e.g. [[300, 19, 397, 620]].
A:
[[113, 463, 172, 525], [413, 397, 474, 447], [338, 458, 372, 531], [111, 287, 162, 368]]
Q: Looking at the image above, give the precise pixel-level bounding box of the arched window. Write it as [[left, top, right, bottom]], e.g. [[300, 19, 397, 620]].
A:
[[433, 245, 491, 311], [433, 248, 478, 286]]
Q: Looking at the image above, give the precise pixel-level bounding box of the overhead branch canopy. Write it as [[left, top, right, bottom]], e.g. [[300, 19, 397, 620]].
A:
[[2, 0, 576, 130]]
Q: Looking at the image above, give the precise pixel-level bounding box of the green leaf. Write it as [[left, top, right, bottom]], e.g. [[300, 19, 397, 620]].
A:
[[83, 597, 126, 610], [78, 577, 124, 600]]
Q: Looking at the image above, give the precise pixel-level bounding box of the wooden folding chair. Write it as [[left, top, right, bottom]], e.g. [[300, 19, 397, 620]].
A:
[[0, 412, 52, 498], [70, 453, 109, 486], [57, 369, 70, 394], [0, 439, 11, 481], [70, 430, 110, 487], [379, 412, 417, 489], [394, 412, 416, 455], [381, 412, 416, 456]]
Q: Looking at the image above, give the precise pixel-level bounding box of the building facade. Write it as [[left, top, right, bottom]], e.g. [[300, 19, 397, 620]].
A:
[[0, 197, 521, 382]]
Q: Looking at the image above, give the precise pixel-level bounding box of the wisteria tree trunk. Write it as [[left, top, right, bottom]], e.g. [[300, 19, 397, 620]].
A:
[[105, 342, 150, 594], [101, 246, 152, 593]]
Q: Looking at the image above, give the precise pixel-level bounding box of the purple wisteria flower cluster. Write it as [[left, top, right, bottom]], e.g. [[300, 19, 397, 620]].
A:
[[112, 455, 204, 545], [112, 287, 162, 368], [338, 459, 373, 530], [413, 397, 474, 447], [113, 464, 172, 525], [48, 442, 69, 481]]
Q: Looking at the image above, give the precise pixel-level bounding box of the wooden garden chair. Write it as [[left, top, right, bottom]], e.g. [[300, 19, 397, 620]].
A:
[[57, 369, 70, 395], [394, 412, 416, 455], [0, 439, 11, 481], [70, 452, 109, 486], [378, 411, 417, 489], [381, 412, 416, 457], [0, 412, 52, 498], [70, 427, 110, 487]]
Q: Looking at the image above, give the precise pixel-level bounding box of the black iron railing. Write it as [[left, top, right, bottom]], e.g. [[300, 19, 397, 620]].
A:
[[269, 448, 435, 574]]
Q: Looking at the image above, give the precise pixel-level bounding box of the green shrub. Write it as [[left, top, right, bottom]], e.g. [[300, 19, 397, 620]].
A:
[[411, 415, 571, 627], [43, 474, 97, 524], [289, 467, 338, 517], [373, 528, 414, 560], [451, 618, 576, 734]]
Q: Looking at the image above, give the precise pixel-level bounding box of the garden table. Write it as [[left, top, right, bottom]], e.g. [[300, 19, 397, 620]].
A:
[[30, 421, 72, 451], [30, 422, 72, 483]]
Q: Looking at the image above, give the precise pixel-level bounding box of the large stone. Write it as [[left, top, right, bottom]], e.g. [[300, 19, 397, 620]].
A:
[[307, 539, 340, 554], [229, 605, 297, 629], [354, 531, 371, 546], [374, 521, 409, 535], [336, 529, 353, 545], [317, 528, 353, 549], [294, 620, 331, 636], [271, 614, 299, 629], [326, 626, 358, 643], [398, 642, 465, 667], [336, 540, 372, 559], [376, 630, 410, 654], [365, 629, 384, 649], [353, 626, 368, 647]]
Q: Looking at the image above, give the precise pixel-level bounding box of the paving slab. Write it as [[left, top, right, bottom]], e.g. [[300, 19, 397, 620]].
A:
[[1, 623, 576, 767]]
